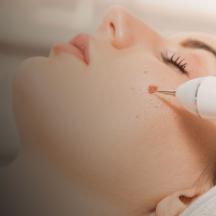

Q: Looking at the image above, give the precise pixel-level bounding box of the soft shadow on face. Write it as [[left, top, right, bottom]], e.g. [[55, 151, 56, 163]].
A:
[[156, 95, 216, 162]]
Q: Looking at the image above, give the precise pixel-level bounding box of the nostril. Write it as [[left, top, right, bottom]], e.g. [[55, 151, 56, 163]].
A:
[[106, 17, 133, 49], [109, 22, 115, 36]]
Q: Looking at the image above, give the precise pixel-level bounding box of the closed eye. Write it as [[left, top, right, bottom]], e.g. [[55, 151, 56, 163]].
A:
[[161, 52, 189, 76]]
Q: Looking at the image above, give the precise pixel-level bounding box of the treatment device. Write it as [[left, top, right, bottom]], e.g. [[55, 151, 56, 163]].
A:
[[155, 76, 216, 119]]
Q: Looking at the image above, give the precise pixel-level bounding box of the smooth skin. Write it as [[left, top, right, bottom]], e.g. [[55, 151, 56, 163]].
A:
[[13, 6, 216, 216]]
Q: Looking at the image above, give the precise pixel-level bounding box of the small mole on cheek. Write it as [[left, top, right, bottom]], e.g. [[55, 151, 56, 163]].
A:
[[148, 85, 158, 94]]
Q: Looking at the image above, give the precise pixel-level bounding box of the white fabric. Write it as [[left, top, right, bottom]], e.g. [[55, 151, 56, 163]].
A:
[[181, 186, 216, 216]]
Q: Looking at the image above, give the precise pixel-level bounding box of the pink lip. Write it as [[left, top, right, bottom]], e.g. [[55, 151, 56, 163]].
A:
[[53, 33, 91, 65]]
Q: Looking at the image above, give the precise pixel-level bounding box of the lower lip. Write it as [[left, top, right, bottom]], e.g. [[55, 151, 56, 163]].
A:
[[53, 34, 91, 65]]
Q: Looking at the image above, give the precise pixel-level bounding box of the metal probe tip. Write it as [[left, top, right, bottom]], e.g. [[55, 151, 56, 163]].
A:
[[148, 85, 176, 96], [156, 90, 176, 96]]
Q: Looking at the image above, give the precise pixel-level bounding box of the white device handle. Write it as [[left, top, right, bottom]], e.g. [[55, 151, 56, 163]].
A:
[[176, 76, 216, 119], [197, 76, 216, 119]]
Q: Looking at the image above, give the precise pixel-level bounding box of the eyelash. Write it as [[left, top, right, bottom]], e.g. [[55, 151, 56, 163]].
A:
[[161, 52, 188, 75]]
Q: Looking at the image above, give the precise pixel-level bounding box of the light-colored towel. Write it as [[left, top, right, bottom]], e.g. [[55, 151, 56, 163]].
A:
[[181, 186, 216, 216]]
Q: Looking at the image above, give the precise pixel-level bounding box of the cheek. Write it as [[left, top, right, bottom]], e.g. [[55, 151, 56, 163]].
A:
[[184, 52, 215, 78], [16, 52, 202, 208], [83, 50, 186, 158], [56, 48, 190, 169]]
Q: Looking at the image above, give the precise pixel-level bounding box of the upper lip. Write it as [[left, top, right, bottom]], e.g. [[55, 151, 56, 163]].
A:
[[52, 33, 91, 65], [69, 34, 90, 65]]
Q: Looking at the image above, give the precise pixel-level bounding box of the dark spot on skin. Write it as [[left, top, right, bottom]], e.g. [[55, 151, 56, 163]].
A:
[[143, 71, 148, 74], [135, 115, 139, 119], [130, 87, 135, 91], [148, 85, 158, 94]]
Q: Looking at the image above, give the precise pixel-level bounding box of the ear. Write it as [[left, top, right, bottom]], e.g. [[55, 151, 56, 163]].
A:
[[155, 182, 212, 216]]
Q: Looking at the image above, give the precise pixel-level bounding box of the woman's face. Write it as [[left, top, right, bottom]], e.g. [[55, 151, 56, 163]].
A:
[[14, 6, 216, 216]]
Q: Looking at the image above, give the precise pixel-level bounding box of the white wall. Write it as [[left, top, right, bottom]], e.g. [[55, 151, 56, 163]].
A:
[[1, 0, 216, 47]]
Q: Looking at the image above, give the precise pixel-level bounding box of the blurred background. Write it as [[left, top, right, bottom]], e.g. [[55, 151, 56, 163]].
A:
[[1, 0, 216, 215]]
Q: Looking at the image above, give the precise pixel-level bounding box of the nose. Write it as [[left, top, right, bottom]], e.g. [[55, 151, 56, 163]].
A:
[[98, 6, 162, 50]]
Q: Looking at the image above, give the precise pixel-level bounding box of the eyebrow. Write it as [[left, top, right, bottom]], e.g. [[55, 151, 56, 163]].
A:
[[181, 39, 216, 58]]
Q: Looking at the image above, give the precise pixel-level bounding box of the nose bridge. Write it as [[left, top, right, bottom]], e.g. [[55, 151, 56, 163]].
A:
[[102, 6, 163, 50]]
